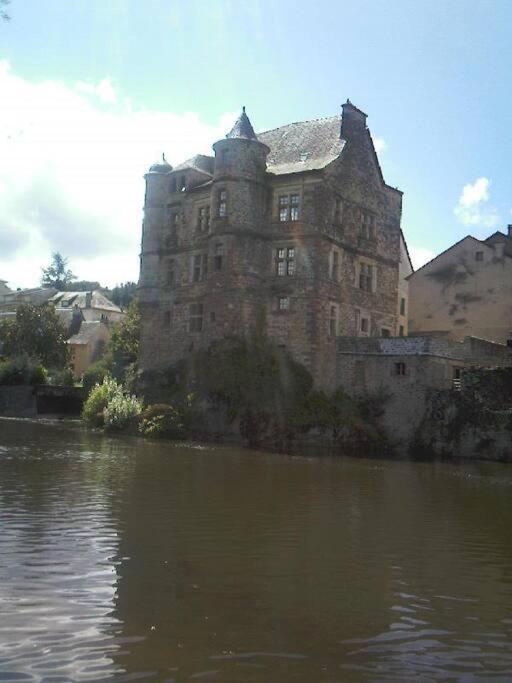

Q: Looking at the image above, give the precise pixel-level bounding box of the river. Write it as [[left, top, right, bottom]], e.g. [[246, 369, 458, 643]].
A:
[[0, 418, 511, 682]]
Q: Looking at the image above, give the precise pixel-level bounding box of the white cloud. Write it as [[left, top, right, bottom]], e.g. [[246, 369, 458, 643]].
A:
[[373, 136, 387, 154], [454, 177, 499, 229], [0, 61, 234, 289], [409, 246, 435, 270]]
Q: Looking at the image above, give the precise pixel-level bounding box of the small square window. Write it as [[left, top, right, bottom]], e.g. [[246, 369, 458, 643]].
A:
[[475, 251, 484, 262], [395, 362, 406, 376], [278, 296, 290, 311]]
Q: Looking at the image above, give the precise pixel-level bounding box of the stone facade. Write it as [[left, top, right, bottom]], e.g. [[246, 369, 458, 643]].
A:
[[336, 335, 512, 448], [139, 102, 411, 389], [408, 228, 512, 344]]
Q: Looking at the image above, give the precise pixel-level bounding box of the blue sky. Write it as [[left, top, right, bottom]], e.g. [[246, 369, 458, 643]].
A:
[[1, 0, 511, 287]]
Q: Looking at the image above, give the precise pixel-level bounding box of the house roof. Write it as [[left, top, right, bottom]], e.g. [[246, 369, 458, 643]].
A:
[[173, 154, 215, 176], [406, 234, 508, 280], [51, 290, 122, 313], [258, 115, 345, 175], [68, 321, 107, 346], [226, 107, 258, 141]]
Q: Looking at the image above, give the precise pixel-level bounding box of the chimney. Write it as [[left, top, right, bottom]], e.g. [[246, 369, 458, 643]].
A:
[[85, 291, 92, 309], [507, 224, 512, 239], [341, 99, 368, 139]]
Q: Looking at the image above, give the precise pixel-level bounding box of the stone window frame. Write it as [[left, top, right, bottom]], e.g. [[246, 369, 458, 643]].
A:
[[356, 259, 377, 293], [191, 253, 208, 283], [278, 296, 291, 312], [275, 246, 296, 277], [328, 302, 339, 337], [166, 203, 181, 231], [359, 210, 376, 241], [400, 297, 406, 316], [355, 308, 371, 337], [276, 189, 301, 223], [188, 302, 203, 332], [395, 362, 406, 376], [214, 243, 224, 271], [217, 189, 227, 218], [329, 249, 341, 281], [475, 250, 484, 262]]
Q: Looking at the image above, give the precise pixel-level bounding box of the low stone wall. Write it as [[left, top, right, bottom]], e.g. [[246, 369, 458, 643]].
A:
[[0, 385, 37, 417]]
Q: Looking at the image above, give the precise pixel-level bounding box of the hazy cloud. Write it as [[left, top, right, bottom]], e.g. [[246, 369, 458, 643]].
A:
[[372, 136, 387, 154], [409, 246, 436, 270], [0, 61, 235, 288], [454, 177, 499, 229]]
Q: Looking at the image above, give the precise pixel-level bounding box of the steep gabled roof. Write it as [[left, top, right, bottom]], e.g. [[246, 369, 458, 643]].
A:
[[258, 115, 345, 175], [226, 107, 258, 141], [173, 154, 214, 176]]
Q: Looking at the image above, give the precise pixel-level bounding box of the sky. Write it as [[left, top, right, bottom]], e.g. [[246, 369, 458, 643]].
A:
[[1, 0, 512, 289]]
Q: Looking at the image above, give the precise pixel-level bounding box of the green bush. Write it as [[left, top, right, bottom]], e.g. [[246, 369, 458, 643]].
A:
[[82, 359, 111, 396], [103, 392, 143, 431], [0, 356, 48, 386], [139, 403, 186, 439], [49, 367, 74, 386], [82, 376, 120, 427]]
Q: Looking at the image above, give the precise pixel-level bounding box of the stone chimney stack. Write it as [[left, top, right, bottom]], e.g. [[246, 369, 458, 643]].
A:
[[507, 224, 512, 239], [341, 99, 367, 139], [85, 291, 92, 309]]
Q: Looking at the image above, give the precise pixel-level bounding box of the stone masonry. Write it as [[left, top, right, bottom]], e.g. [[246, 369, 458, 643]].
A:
[[139, 102, 411, 390]]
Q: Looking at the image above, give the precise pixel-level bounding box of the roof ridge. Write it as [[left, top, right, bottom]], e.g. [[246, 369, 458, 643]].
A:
[[259, 114, 340, 137]]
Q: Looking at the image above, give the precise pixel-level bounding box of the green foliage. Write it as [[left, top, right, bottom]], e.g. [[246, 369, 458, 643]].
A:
[[49, 366, 74, 386], [64, 280, 101, 292], [139, 403, 186, 439], [0, 304, 68, 368], [82, 376, 142, 429], [103, 391, 143, 431], [109, 282, 138, 309], [82, 359, 110, 396], [41, 252, 76, 291], [107, 298, 140, 380], [0, 356, 47, 386], [82, 376, 120, 427]]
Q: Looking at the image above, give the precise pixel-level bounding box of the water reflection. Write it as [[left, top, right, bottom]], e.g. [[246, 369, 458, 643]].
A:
[[0, 418, 511, 681]]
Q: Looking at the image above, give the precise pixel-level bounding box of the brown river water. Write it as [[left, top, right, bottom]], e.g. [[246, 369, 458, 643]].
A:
[[0, 418, 511, 682]]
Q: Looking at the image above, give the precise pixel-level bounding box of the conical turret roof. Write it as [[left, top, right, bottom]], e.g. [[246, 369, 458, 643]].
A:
[[148, 153, 172, 174], [226, 106, 258, 141]]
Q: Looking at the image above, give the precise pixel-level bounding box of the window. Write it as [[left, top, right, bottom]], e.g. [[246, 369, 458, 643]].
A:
[[197, 207, 204, 231], [399, 325, 404, 337], [329, 305, 338, 337], [210, 311, 216, 323], [395, 362, 406, 376], [360, 317, 369, 334], [218, 190, 227, 217], [278, 193, 300, 222], [381, 328, 390, 337], [335, 198, 344, 224], [214, 243, 223, 271], [360, 212, 376, 240], [475, 251, 484, 262], [359, 262, 374, 292], [330, 250, 339, 280], [197, 206, 211, 232], [205, 205, 210, 231], [166, 205, 180, 230], [189, 303, 203, 332], [178, 175, 186, 192], [278, 296, 290, 311], [276, 247, 295, 276], [192, 254, 208, 282], [164, 310, 171, 327], [400, 297, 406, 315]]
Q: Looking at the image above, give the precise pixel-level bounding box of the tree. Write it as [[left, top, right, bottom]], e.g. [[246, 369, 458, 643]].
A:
[[0, 303, 69, 368], [107, 297, 140, 378], [110, 282, 138, 309], [41, 252, 76, 291], [64, 280, 101, 292]]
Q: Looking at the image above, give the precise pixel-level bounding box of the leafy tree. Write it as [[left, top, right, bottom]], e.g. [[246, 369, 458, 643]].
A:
[[41, 252, 76, 291], [107, 297, 140, 379], [64, 280, 101, 292], [110, 282, 138, 309], [0, 303, 69, 368]]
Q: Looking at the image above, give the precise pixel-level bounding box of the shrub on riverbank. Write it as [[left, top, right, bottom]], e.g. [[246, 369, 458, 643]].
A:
[[82, 376, 142, 429], [138, 403, 186, 439], [0, 356, 48, 386]]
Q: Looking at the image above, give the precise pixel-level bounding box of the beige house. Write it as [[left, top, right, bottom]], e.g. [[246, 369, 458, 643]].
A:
[[408, 228, 512, 344], [68, 320, 110, 379], [51, 290, 124, 323]]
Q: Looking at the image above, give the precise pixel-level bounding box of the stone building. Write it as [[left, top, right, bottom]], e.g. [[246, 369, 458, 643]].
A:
[[408, 228, 512, 344], [139, 102, 411, 389]]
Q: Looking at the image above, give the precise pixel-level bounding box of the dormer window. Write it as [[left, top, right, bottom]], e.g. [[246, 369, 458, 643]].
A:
[[299, 152, 308, 162]]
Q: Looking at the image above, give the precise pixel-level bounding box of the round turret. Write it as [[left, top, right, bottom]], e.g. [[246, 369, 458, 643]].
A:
[[212, 107, 269, 181], [147, 153, 172, 174]]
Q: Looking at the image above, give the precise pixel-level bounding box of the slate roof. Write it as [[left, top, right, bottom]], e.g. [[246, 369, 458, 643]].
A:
[[173, 154, 214, 176], [258, 115, 345, 175], [68, 321, 106, 346], [226, 107, 258, 141], [51, 290, 122, 313]]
